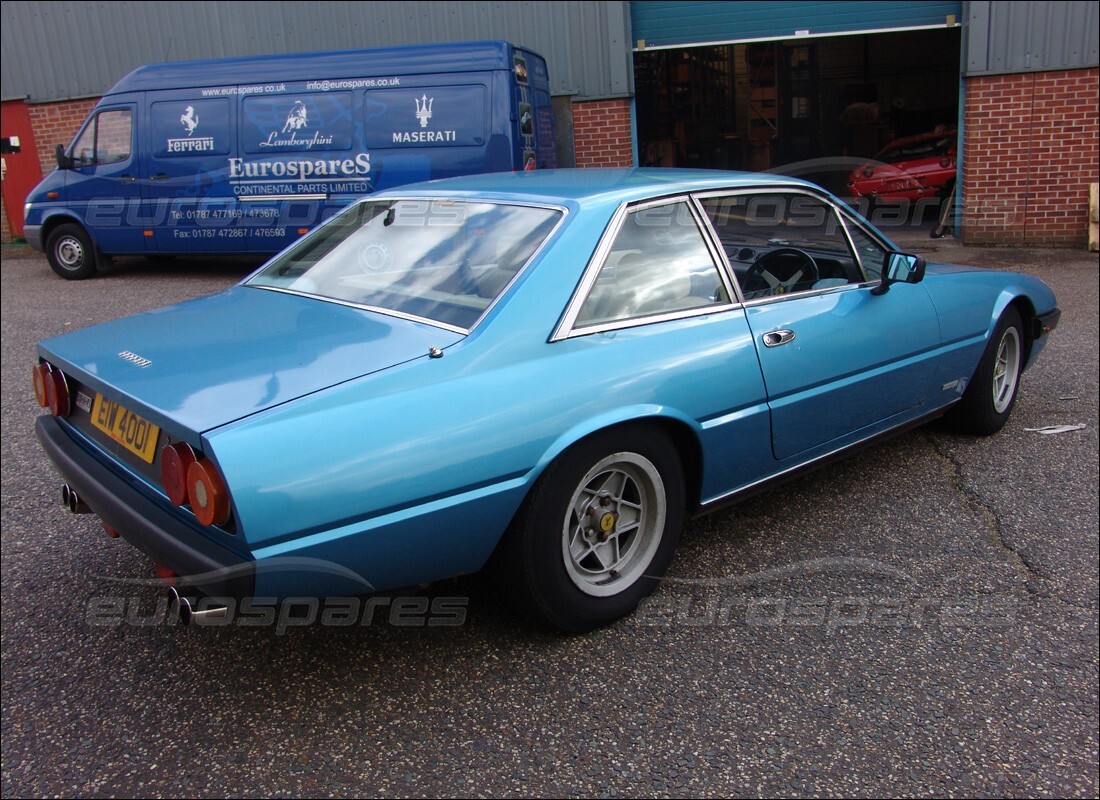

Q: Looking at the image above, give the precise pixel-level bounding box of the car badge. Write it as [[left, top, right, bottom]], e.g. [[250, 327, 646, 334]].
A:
[[118, 351, 153, 368]]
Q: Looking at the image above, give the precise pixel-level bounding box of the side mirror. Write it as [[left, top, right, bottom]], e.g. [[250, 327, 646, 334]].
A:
[[55, 144, 72, 170], [872, 252, 926, 295]]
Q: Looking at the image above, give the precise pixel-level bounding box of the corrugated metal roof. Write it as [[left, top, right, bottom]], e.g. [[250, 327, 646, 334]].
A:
[[0, 1, 632, 102]]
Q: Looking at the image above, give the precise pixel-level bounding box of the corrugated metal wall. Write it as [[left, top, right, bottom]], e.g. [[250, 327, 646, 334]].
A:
[[631, 1, 962, 49], [965, 0, 1099, 76], [0, 1, 632, 102]]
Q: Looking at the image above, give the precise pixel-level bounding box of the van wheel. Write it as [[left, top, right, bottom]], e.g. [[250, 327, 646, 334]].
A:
[[46, 224, 98, 280], [497, 426, 685, 632]]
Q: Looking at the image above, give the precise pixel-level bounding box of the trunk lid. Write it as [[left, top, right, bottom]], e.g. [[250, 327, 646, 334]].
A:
[[39, 286, 461, 435]]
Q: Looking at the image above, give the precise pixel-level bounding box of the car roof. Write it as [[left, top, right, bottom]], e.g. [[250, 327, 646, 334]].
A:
[[372, 167, 824, 208]]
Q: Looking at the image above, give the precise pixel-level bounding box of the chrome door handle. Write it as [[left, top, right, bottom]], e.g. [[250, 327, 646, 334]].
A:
[[762, 329, 796, 347]]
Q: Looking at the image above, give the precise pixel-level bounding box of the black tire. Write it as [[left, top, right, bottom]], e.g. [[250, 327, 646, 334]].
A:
[[45, 223, 98, 280], [495, 425, 685, 632], [944, 306, 1025, 435]]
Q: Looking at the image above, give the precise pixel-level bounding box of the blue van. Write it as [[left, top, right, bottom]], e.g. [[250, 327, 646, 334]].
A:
[[23, 40, 555, 279]]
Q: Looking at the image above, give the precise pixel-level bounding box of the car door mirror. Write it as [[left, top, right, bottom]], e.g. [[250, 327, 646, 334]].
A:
[[872, 252, 926, 295], [54, 144, 72, 170]]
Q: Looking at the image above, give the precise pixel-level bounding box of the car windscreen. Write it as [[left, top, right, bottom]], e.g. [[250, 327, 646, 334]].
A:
[[246, 199, 563, 330], [878, 134, 955, 163]]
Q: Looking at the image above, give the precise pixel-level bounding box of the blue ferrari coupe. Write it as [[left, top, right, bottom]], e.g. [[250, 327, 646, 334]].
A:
[[33, 169, 1060, 631]]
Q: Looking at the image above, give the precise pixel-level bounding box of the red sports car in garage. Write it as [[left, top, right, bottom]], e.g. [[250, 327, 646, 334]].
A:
[[848, 129, 957, 203]]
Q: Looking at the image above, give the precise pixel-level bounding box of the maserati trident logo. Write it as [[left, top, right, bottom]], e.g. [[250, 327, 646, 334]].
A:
[[415, 94, 434, 128], [118, 351, 152, 369]]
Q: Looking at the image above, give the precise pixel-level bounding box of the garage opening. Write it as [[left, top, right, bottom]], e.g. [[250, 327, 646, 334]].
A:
[[634, 27, 962, 220]]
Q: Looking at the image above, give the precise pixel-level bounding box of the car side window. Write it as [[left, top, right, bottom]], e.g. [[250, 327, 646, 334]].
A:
[[844, 221, 888, 281], [700, 193, 863, 299], [575, 201, 729, 327]]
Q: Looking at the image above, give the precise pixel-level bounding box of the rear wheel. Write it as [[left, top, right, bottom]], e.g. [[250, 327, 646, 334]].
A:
[[46, 223, 98, 280], [498, 426, 685, 632], [945, 307, 1025, 435]]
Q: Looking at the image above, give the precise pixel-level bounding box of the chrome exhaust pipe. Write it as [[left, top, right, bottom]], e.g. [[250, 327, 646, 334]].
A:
[[167, 586, 229, 626], [61, 484, 91, 514]]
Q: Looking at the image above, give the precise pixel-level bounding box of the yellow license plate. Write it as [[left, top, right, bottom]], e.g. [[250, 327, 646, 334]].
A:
[[90, 394, 161, 464]]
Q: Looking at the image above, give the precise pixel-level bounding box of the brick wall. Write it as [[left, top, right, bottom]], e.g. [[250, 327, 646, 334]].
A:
[[27, 98, 97, 178], [963, 68, 1099, 247], [1, 193, 10, 244], [0, 99, 95, 243], [571, 98, 634, 168]]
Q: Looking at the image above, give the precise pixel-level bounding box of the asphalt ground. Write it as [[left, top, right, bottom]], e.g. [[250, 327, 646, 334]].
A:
[[1, 236, 1097, 798]]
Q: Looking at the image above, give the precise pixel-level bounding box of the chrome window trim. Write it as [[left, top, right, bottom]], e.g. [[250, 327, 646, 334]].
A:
[[246, 196, 568, 336], [835, 209, 867, 280], [688, 194, 744, 305], [551, 195, 737, 342], [835, 206, 895, 281], [738, 279, 871, 309]]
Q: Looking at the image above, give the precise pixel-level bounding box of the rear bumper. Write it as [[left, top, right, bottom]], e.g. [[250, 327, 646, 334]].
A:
[[35, 415, 254, 599]]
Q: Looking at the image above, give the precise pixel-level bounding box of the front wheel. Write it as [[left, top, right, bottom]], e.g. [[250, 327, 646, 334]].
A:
[[45, 223, 98, 280], [945, 306, 1025, 435], [497, 426, 685, 632]]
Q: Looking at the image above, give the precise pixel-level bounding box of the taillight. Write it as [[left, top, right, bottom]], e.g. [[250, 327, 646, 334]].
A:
[[940, 157, 952, 168], [160, 442, 197, 506], [32, 363, 51, 407], [187, 459, 231, 527], [33, 362, 70, 417]]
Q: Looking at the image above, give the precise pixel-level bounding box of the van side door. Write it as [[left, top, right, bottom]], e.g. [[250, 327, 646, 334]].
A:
[[144, 94, 242, 253]]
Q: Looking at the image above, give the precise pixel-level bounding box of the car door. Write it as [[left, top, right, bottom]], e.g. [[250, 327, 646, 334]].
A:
[[555, 197, 775, 499], [697, 190, 941, 461], [64, 105, 146, 255]]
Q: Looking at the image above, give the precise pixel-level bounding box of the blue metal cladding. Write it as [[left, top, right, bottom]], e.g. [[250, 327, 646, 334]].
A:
[[631, 1, 963, 49]]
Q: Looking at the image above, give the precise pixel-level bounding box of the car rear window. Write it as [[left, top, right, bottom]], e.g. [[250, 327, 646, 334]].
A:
[[246, 199, 562, 330]]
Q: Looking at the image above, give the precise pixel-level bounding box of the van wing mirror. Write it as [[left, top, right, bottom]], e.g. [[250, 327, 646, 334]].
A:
[[872, 252, 926, 295], [55, 144, 72, 170]]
